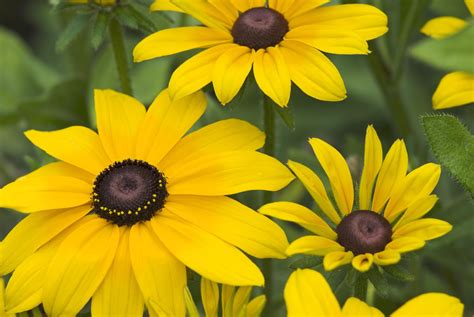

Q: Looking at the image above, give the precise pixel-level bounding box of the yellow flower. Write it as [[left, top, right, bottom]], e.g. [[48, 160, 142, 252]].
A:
[[285, 269, 464, 317], [260, 125, 452, 273], [184, 277, 265, 317], [0, 89, 293, 316], [420, 0, 474, 110], [133, 0, 388, 107], [0, 279, 14, 317]]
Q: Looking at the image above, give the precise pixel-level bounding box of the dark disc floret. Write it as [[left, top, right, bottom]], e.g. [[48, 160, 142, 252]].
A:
[[231, 7, 289, 50], [92, 159, 168, 226], [336, 210, 392, 255]]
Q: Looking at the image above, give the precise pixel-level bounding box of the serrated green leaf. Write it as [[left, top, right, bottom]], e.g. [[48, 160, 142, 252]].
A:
[[56, 14, 90, 51], [411, 21, 474, 73], [288, 255, 322, 269], [114, 6, 139, 30], [382, 263, 415, 282], [127, 3, 158, 33], [91, 11, 109, 49], [422, 114, 474, 196], [367, 267, 389, 298]]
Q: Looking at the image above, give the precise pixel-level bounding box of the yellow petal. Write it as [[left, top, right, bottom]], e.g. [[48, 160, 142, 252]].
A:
[[352, 254, 373, 272], [287, 236, 344, 256], [259, 201, 337, 239], [283, 0, 329, 19], [171, 0, 233, 29], [135, 89, 206, 166], [151, 214, 264, 286], [232, 286, 252, 317], [391, 293, 464, 317], [309, 138, 354, 215], [184, 287, 199, 317], [168, 44, 235, 100], [392, 218, 452, 241], [373, 250, 400, 266], [165, 151, 294, 195], [359, 125, 383, 210], [287, 160, 341, 224], [166, 195, 288, 259], [284, 269, 341, 317], [287, 26, 369, 54], [386, 237, 425, 253], [230, 0, 265, 12], [421, 16, 467, 39], [384, 163, 441, 222], [269, 0, 295, 13], [0, 205, 89, 275], [94, 89, 146, 162], [341, 297, 383, 317], [212, 45, 253, 105], [129, 223, 186, 317], [394, 195, 438, 230], [133, 26, 232, 62], [371, 140, 408, 212], [433, 71, 474, 110], [466, 0, 474, 15], [323, 251, 353, 271], [280, 40, 347, 101], [247, 295, 266, 317], [43, 217, 119, 316], [25, 126, 111, 175], [91, 228, 144, 317], [291, 4, 388, 40], [150, 0, 183, 12], [160, 119, 264, 170], [221, 284, 235, 317], [201, 278, 219, 317], [209, 0, 239, 21], [253, 48, 291, 107]]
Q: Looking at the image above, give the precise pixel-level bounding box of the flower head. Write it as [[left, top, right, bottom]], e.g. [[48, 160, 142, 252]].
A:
[[133, 0, 388, 107], [0, 89, 293, 316], [260, 125, 452, 272], [420, 0, 474, 110], [285, 269, 464, 317]]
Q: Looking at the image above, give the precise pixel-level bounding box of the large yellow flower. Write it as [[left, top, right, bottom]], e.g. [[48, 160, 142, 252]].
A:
[[420, 0, 474, 109], [260, 125, 452, 272], [0, 89, 293, 316], [133, 0, 388, 107], [285, 269, 464, 317]]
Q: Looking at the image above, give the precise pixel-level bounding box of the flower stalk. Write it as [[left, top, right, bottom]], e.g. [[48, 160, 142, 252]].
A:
[[108, 17, 133, 96]]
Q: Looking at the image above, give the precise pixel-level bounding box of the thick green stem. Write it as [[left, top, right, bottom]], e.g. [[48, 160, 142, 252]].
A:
[[262, 95, 276, 314], [108, 18, 133, 96]]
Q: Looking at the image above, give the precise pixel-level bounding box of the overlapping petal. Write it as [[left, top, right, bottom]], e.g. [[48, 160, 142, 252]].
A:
[[287, 236, 344, 256], [352, 253, 373, 272], [171, 0, 234, 29], [341, 297, 383, 317], [392, 218, 452, 241], [323, 251, 353, 271], [391, 293, 464, 317], [432, 72, 474, 109], [359, 125, 383, 210], [421, 17, 467, 39]]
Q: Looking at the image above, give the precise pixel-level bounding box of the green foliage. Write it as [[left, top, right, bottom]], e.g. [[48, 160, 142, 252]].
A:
[[288, 255, 322, 269], [422, 114, 474, 196], [367, 267, 389, 299], [56, 14, 90, 51], [90, 11, 109, 49], [411, 21, 474, 74]]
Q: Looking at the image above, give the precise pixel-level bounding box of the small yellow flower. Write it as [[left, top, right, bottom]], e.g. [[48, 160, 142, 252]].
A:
[[285, 269, 464, 317], [421, 0, 474, 109], [184, 277, 265, 317], [0, 89, 293, 316], [133, 0, 388, 107], [260, 125, 452, 273]]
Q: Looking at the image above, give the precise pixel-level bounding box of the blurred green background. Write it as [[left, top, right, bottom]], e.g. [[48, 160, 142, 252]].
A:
[[0, 0, 473, 315]]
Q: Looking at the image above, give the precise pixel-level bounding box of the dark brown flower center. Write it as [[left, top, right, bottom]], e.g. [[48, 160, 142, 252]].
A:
[[231, 7, 289, 50], [92, 159, 168, 226], [336, 210, 392, 255]]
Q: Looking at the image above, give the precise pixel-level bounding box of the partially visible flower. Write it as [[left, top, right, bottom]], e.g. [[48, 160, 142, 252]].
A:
[[184, 277, 265, 317], [134, 0, 388, 107], [0, 89, 292, 316], [285, 269, 464, 317], [260, 125, 452, 273], [0, 279, 14, 317], [421, 0, 474, 109]]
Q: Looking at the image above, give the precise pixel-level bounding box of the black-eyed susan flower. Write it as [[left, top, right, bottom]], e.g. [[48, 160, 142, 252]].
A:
[[0, 89, 293, 316], [260, 125, 452, 273], [133, 0, 388, 107], [421, 0, 474, 109], [285, 269, 464, 317], [183, 277, 265, 317]]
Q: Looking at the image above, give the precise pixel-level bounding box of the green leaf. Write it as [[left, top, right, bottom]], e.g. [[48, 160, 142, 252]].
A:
[[56, 14, 91, 51], [275, 105, 295, 130], [411, 20, 474, 73], [422, 114, 474, 196], [382, 262, 415, 282], [367, 267, 389, 298], [91, 11, 110, 50], [288, 255, 322, 269], [114, 6, 139, 30], [127, 3, 159, 34], [353, 273, 368, 300]]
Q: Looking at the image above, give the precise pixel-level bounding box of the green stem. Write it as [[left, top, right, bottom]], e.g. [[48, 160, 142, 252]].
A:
[[366, 281, 376, 306], [262, 94, 276, 315], [108, 18, 133, 96]]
